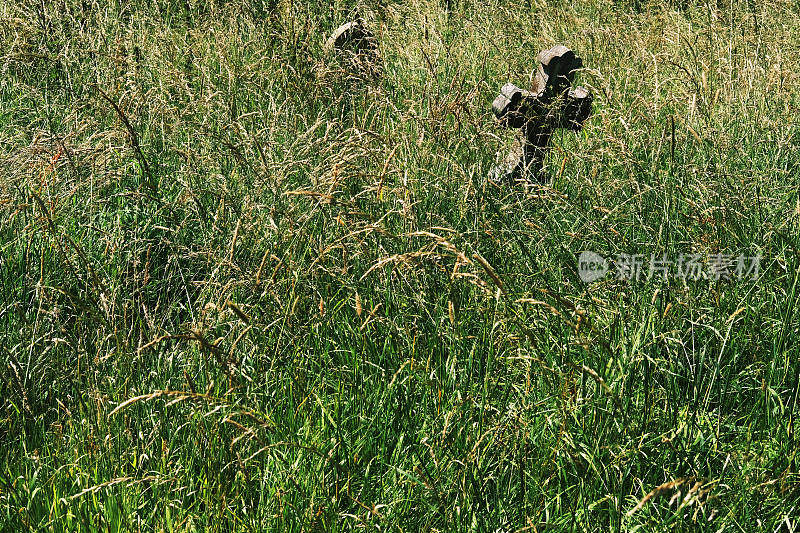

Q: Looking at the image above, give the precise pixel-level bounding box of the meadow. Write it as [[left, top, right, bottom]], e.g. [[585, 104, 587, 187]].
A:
[[1, 0, 800, 530]]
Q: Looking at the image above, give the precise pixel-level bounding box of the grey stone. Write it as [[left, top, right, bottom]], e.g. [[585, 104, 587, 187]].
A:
[[325, 19, 381, 77]]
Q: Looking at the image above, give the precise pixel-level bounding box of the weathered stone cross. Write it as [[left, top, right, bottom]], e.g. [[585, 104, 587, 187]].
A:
[[491, 45, 593, 182]]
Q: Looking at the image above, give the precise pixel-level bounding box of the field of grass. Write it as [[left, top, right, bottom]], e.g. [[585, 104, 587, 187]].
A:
[[2, 0, 800, 530]]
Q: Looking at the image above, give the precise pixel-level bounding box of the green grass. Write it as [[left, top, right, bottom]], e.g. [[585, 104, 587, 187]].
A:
[[1, 0, 800, 530]]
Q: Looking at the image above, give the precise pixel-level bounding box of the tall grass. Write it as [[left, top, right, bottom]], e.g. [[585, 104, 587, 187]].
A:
[[1, 0, 799, 530]]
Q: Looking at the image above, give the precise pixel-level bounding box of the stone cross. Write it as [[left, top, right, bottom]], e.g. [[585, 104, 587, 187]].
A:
[[491, 45, 593, 182]]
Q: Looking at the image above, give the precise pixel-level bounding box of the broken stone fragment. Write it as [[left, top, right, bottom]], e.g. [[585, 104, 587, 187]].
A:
[[325, 19, 382, 77], [325, 19, 376, 52]]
